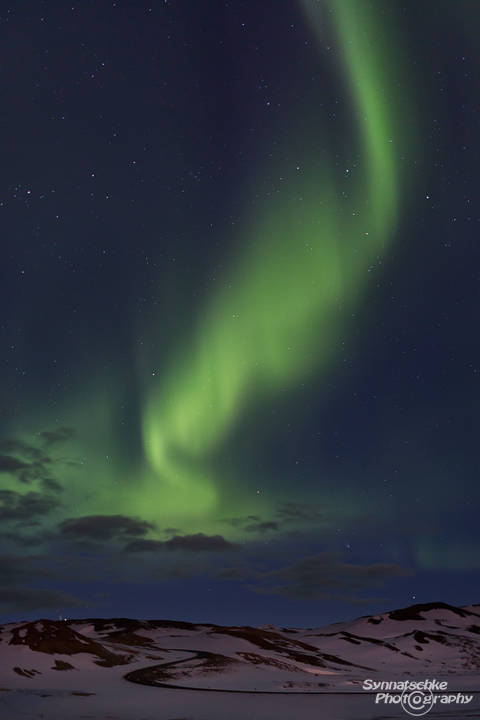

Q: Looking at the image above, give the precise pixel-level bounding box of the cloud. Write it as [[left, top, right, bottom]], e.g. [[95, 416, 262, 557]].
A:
[[38, 427, 76, 446], [123, 532, 238, 554], [0, 430, 76, 485], [0, 454, 51, 484], [243, 552, 413, 601], [0, 530, 54, 548], [0, 490, 62, 524], [121, 539, 164, 553], [244, 521, 280, 533], [0, 437, 55, 484], [0, 553, 96, 584], [214, 564, 251, 581], [0, 554, 121, 612], [41, 478, 63, 493], [220, 515, 281, 533], [0, 438, 49, 462], [147, 561, 206, 580], [58, 514, 156, 542], [275, 502, 330, 524], [0, 554, 55, 585], [166, 533, 238, 551], [220, 502, 333, 535], [0, 455, 30, 473], [220, 517, 246, 529], [0, 586, 86, 613]]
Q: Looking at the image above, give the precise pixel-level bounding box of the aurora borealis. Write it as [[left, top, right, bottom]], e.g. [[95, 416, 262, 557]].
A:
[[140, 0, 407, 521], [1, 0, 479, 626]]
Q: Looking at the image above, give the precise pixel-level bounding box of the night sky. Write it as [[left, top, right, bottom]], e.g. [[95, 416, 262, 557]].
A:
[[1, 0, 480, 628]]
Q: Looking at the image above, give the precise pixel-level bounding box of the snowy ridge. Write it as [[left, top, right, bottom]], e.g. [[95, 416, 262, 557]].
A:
[[1, 602, 480, 719]]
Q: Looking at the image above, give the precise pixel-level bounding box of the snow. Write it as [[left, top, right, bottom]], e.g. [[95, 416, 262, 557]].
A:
[[1, 603, 479, 718], [1, 682, 479, 719]]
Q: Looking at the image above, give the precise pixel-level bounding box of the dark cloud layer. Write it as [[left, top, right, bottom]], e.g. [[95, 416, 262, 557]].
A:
[[0, 553, 107, 613], [0, 554, 54, 585], [0, 587, 86, 613], [123, 533, 238, 554], [0, 490, 62, 524], [0, 530, 54, 548], [0, 430, 75, 487], [58, 514, 156, 542], [0, 455, 30, 473], [275, 502, 330, 524], [245, 521, 280, 533], [220, 504, 376, 550], [0, 439, 48, 462], [246, 552, 413, 602], [41, 478, 63, 493], [221, 503, 338, 536], [39, 428, 76, 447], [0, 450, 51, 484]]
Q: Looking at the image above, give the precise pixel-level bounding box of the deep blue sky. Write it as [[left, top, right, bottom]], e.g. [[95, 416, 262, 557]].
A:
[[1, 0, 479, 628]]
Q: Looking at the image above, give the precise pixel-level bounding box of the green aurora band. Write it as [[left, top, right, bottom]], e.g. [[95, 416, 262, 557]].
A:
[[4, 0, 414, 534], [136, 0, 413, 523]]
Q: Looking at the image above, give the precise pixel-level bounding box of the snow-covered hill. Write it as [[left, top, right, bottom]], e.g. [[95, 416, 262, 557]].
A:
[[1, 602, 479, 719]]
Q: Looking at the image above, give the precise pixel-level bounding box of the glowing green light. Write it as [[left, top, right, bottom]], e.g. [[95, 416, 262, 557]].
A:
[[138, 0, 413, 522]]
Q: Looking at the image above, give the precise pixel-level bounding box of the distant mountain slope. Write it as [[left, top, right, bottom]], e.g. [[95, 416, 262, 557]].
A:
[[1, 601, 480, 694], [294, 601, 480, 678]]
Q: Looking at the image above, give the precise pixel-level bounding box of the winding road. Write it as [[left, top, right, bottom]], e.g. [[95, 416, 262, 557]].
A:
[[123, 649, 366, 695], [124, 649, 231, 691]]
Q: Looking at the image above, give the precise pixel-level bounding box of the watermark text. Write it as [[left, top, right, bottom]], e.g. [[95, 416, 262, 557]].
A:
[[362, 679, 472, 716]]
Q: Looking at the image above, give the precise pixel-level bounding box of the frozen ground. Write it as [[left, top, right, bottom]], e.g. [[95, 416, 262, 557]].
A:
[[1, 681, 479, 720]]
